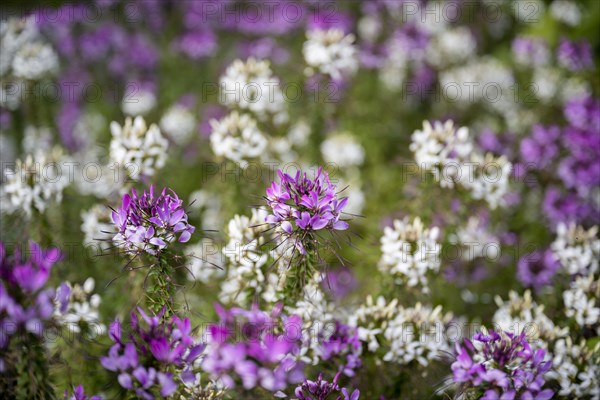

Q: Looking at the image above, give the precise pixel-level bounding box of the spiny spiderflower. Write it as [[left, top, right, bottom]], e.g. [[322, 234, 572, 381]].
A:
[[265, 168, 350, 255], [294, 372, 360, 400], [201, 303, 304, 392], [111, 185, 195, 256], [451, 329, 554, 400], [63, 385, 102, 400], [100, 307, 204, 399]]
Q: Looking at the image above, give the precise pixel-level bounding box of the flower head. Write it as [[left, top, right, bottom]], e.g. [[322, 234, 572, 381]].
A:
[[294, 372, 360, 400], [112, 186, 195, 256]]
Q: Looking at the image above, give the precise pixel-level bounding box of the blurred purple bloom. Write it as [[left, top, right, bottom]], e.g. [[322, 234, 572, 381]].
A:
[[517, 250, 560, 289], [557, 38, 594, 71], [63, 384, 102, 400], [519, 125, 560, 169], [175, 30, 217, 60], [294, 372, 360, 400]]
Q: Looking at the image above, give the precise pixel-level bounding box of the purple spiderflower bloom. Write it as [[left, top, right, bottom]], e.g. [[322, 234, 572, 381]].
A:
[[265, 168, 350, 254], [319, 321, 362, 377], [100, 307, 204, 399], [519, 125, 560, 169], [112, 186, 195, 256], [63, 385, 102, 400], [174, 30, 217, 60], [557, 38, 594, 71], [451, 330, 553, 400], [202, 303, 304, 392], [294, 372, 360, 400], [517, 250, 560, 290]]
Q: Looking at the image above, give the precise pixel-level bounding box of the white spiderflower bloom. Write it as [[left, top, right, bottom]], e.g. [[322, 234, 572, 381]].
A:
[[459, 152, 512, 210], [551, 223, 599, 276], [109, 116, 168, 179], [159, 104, 197, 144], [186, 239, 225, 283], [55, 278, 106, 335], [81, 205, 114, 248], [379, 217, 441, 292], [425, 26, 476, 68], [563, 274, 600, 332], [550, 0, 581, 26], [320, 132, 365, 167], [209, 111, 267, 167], [303, 28, 358, 81], [11, 41, 58, 80], [547, 337, 600, 398], [121, 88, 156, 116]]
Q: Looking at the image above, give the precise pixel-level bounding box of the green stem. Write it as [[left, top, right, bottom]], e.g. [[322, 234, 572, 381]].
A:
[[146, 255, 176, 318]]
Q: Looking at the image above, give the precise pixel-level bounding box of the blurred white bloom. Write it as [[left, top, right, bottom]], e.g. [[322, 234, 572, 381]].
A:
[[55, 278, 105, 335], [121, 89, 156, 116], [426, 27, 476, 68], [512, 0, 545, 22], [320, 133, 365, 167], [303, 28, 358, 80], [560, 77, 591, 103], [493, 290, 568, 342], [1, 150, 69, 217], [186, 239, 225, 283], [109, 116, 168, 179], [459, 152, 512, 210], [269, 137, 297, 163], [551, 223, 599, 276], [72, 112, 106, 151], [548, 337, 600, 398], [189, 189, 222, 230], [533, 67, 561, 102], [81, 204, 114, 248], [348, 296, 398, 352], [11, 41, 58, 80], [336, 177, 365, 216], [449, 216, 500, 262], [358, 14, 381, 42], [160, 104, 197, 144], [0, 80, 23, 110], [379, 217, 441, 292], [550, 0, 581, 26], [563, 274, 600, 332], [287, 119, 311, 146], [22, 125, 53, 155], [383, 303, 453, 366], [410, 120, 472, 188], [220, 58, 288, 124], [210, 111, 267, 167]]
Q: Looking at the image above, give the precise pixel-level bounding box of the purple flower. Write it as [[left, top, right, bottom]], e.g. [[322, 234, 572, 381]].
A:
[[63, 384, 102, 400], [519, 125, 560, 169], [294, 372, 360, 400], [112, 186, 196, 256], [318, 321, 362, 377], [512, 37, 549, 67], [202, 303, 304, 392], [265, 168, 350, 254], [517, 250, 560, 289], [451, 330, 553, 399], [557, 38, 594, 71], [174, 30, 217, 60], [100, 308, 203, 399]]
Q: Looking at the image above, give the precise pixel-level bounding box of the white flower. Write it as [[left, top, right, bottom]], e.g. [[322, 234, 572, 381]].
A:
[[210, 111, 267, 167], [512, 0, 545, 22], [425, 27, 476, 68], [22, 125, 53, 155], [287, 119, 311, 146], [449, 216, 500, 262], [547, 337, 600, 398], [186, 239, 225, 283], [188, 190, 222, 231], [379, 217, 441, 292], [382, 303, 453, 367], [493, 290, 568, 342], [121, 89, 156, 116], [410, 120, 472, 188], [160, 104, 197, 144], [0, 16, 44, 78], [550, 0, 581, 26], [109, 116, 168, 179], [1, 150, 69, 217], [551, 223, 599, 276], [532, 67, 561, 102], [55, 278, 105, 335], [303, 28, 358, 80], [81, 204, 114, 249], [459, 152, 512, 210], [348, 296, 398, 352], [320, 133, 365, 167], [563, 274, 600, 332], [220, 58, 288, 124], [11, 41, 58, 80]]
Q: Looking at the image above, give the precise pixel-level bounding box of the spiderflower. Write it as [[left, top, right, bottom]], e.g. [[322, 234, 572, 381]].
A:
[[201, 303, 304, 392], [63, 385, 102, 400], [294, 372, 360, 400], [100, 307, 204, 399], [265, 168, 350, 254], [451, 329, 554, 400], [111, 185, 195, 256]]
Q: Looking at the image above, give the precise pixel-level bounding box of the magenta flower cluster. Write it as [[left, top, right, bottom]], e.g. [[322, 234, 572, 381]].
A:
[[265, 168, 349, 252], [452, 330, 553, 400], [201, 303, 304, 392], [294, 372, 360, 400], [0, 241, 66, 371], [63, 385, 102, 400], [112, 186, 195, 256], [100, 307, 204, 399], [318, 321, 362, 377]]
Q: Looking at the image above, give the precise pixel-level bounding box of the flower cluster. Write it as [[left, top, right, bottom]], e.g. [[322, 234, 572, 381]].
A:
[[100, 307, 204, 399], [265, 168, 349, 253], [294, 372, 360, 400], [0, 241, 64, 370], [1, 150, 69, 217], [563, 274, 600, 332], [517, 249, 561, 290], [63, 385, 102, 400], [210, 111, 268, 167], [159, 101, 197, 145], [379, 217, 440, 292], [201, 303, 304, 392], [54, 278, 105, 335], [109, 116, 168, 179], [111, 186, 195, 256], [452, 329, 554, 400], [303, 28, 358, 81], [547, 337, 600, 398]]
